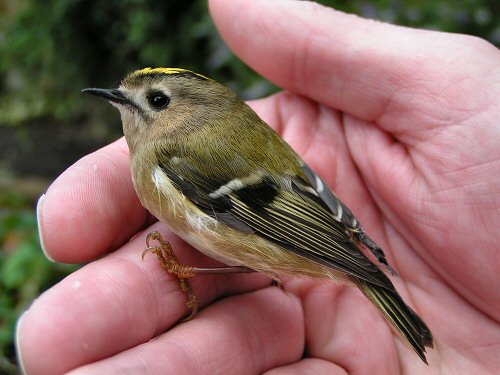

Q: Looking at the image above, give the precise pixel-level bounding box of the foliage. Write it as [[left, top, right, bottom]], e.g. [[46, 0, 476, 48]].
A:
[[0, 0, 274, 126]]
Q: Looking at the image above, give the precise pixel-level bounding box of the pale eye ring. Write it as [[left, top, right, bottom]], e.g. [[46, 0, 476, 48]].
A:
[[147, 92, 170, 110]]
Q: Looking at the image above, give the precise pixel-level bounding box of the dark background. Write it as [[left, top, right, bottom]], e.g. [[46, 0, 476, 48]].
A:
[[1, 0, 498, 372]]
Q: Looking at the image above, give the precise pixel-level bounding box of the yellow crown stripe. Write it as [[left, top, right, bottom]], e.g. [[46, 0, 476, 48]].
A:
[[130, 67, 209, 81]]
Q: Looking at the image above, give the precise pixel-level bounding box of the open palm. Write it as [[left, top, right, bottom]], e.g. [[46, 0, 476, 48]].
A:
[[18, 0, 500, 374]]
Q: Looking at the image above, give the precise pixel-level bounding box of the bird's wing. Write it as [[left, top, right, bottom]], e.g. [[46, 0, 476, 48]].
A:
[[161, 155, 393, 290]]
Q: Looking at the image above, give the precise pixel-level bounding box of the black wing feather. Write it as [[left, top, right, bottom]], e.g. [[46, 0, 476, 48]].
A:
[[161, 157, 393, 290]]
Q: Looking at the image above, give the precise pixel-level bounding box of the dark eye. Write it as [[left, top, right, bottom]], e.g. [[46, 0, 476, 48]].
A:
[[147, 92, 170, 109]]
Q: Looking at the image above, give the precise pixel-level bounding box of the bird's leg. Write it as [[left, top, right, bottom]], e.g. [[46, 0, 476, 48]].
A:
[[142, 231, 254, 321]]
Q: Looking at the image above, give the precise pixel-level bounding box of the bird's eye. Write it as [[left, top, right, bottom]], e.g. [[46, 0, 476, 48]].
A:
[[147, 92, 170, 110]]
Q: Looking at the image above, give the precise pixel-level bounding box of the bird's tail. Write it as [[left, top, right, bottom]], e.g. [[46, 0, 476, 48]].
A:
[[352, 277, 434, 364]]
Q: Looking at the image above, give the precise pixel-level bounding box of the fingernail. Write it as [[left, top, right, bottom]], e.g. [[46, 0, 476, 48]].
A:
[[37, 194, 55, 262], [15, 311, 28, 375]]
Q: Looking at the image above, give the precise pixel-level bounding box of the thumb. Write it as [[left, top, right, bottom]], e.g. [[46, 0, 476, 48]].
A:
[[209, 0, 499, 127]]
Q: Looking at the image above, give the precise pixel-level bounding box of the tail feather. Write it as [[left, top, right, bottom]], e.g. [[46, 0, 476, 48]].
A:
[[352, 277, 433, 364]]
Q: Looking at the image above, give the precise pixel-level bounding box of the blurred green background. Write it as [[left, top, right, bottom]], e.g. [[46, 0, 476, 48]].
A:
[[0, 0, 498, 372]]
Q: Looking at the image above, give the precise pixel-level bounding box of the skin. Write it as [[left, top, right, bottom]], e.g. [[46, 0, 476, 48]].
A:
[[16, 0, 500, 374]]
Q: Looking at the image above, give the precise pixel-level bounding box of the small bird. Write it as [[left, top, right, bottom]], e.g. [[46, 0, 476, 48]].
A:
[[83, 67, 433, 363]]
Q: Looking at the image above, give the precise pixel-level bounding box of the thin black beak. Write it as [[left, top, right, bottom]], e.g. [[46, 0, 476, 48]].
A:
[[82, 88, 130, 105]]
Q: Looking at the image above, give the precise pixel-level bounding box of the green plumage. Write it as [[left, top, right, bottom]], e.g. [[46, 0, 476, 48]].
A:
[[83, 67, 434, 363]]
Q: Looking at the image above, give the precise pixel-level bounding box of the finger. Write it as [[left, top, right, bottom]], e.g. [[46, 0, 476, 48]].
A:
[[38, 137, 148, 263], [67, 288, 304, 375], [209, 0, 499, 124], [17, 224, 271, 375], [264, 358, 346, 375]]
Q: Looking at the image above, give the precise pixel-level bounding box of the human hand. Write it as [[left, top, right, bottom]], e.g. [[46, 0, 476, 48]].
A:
[[17, 0, 500, 373]]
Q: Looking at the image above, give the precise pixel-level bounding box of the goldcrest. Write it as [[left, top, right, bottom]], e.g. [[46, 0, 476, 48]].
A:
[[83, 67, 433, 363]]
